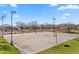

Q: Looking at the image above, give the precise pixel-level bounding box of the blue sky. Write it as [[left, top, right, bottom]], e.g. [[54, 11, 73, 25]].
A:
[[0, 4, 79, 25]]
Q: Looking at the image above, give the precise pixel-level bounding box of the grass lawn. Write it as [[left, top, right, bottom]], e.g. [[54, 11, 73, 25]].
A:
[[38, 37, 79, 54], [69, 32, 79, 34], [0, 36, 21, 54]]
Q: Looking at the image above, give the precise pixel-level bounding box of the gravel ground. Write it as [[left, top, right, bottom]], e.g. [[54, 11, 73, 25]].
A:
[[4, 32, 79, 54]]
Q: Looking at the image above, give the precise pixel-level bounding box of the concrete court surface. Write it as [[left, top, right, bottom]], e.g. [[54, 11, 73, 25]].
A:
[[4, 32, 79, 54]]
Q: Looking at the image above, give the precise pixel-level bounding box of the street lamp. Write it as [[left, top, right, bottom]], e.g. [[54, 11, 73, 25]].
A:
[[53, 18, 56, 36], [53, 18, 57, 44], [1, 15, 6, 37], [69, 20, 71, 32], [11, 11, 16, 45], [35, 20, 37, 34]]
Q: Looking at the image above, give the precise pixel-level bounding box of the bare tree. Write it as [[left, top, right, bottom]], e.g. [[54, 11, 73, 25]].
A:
[[16, 22, 27, 33], [3, 24, 11, 32], [28, 21, 38, 33]]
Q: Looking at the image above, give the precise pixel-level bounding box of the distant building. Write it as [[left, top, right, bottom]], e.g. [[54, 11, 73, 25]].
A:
[[76, 24, 79, 30], [59, 24, 70, 33]]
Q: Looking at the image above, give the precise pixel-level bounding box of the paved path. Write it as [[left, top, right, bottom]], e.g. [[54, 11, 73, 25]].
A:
[[4, 32, 79, 54]]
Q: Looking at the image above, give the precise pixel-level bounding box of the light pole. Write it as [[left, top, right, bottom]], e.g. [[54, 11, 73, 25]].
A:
[[35, 20, 37, 34], [1, 15, 6, 37], [11, 11, 16, 46], [53, 18, 57, 44], [69, 20, 71, 32], [53, 18, 56, 36]]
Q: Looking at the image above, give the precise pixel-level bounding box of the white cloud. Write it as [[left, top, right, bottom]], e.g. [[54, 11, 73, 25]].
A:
[[63, 13, 70, 16], [58, 5, 79, 10], [0, 4, 17, 8], [14, 14, 20, 18], [10, 4, 17, 8], [0, 4, 6, 7], [3, 11, 7, 14], [62, 13, 70, 19], [62, 16, 66, 19], [7, 14, 20, 18], [49, 4, 58, 7]]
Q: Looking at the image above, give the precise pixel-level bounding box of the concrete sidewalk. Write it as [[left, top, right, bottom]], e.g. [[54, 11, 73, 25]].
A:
[[4, 32, 79, 54]]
